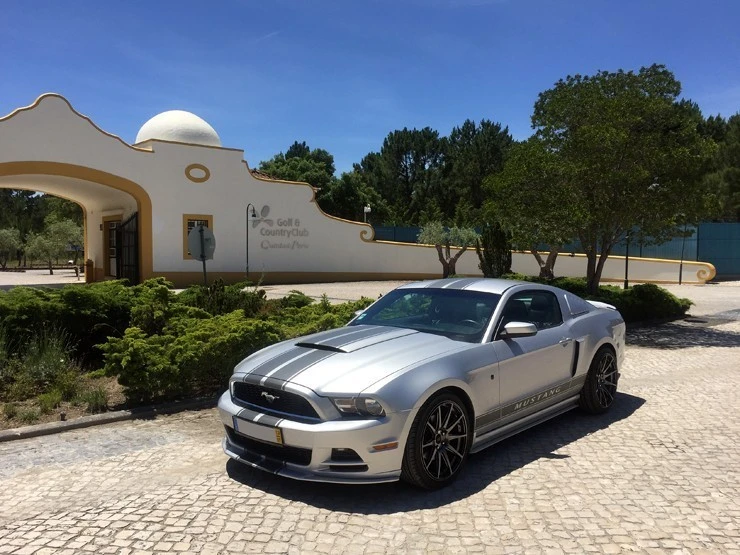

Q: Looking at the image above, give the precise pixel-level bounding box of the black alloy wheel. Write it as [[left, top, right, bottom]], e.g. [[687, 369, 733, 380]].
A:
[[402, 392, 472, 489], [580, 348, 619, 414]]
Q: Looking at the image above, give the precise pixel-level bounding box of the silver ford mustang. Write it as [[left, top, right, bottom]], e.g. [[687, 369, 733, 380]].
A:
[[218, 278, 625, 489]]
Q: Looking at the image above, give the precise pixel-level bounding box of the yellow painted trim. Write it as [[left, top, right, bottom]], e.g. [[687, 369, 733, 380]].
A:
[[0, 162, 154, 281], [134, 137, 244, 153], [154, 270, 446, 288], [182, 214, 214, 260], [184, 163, 210, 183], [0, 93, 152, 153], [516, 250, 717, 282], [102, 215, 122, 277]]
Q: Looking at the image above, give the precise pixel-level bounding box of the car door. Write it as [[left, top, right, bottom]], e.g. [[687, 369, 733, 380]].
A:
[[492, 290, 575, 419]]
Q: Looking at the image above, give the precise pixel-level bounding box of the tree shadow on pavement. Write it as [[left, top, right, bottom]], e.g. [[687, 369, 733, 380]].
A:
[[225, 392, 645, 513], [627, 316, 739, 349]]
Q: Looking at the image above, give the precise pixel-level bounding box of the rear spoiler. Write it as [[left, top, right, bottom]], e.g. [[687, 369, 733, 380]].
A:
[[586, 300, 617, 310]]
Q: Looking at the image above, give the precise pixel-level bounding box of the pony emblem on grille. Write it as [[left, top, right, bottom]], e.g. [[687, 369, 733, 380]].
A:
[[261, 391, 280, 403]]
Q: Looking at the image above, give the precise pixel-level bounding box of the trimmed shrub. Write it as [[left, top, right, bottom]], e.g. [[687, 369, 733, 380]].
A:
[[100, 312, 282, 404], [178, 279, 267, 317], [0, 280, 134, 366]]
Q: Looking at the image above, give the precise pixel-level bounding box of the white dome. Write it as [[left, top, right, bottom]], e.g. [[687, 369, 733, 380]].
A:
[[135, 110, 221, 147]]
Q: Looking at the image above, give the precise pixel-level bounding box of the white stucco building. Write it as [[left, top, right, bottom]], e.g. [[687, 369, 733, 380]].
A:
[[0, 94, 715, 286]]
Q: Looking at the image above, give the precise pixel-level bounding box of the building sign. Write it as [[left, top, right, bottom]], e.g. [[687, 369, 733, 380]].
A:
[[254, 205, 310, 250]]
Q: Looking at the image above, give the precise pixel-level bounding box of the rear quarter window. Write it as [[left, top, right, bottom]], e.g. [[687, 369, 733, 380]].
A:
[[565, 294, 593, 317]]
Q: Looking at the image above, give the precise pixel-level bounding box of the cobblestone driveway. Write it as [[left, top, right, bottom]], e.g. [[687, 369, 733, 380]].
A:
[[0, 285, 738, 554]]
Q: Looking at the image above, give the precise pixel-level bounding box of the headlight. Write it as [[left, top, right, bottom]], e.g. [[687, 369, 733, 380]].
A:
[[332, 397, 386, 417]]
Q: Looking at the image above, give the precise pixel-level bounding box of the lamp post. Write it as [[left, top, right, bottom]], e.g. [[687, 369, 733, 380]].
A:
[[623, 230, 631, 289], [246, 203, 257, 280], [363, 205, 371, 223]]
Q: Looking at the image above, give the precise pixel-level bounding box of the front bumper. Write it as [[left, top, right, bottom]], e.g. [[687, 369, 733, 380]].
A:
[[218, 391, 413, 484]]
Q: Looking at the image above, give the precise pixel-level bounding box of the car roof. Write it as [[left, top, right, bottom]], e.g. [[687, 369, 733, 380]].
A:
[[397, 277, 533, 295]]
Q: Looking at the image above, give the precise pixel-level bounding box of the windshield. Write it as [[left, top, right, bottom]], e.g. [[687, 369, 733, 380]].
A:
[[349, 288, 501, 343]]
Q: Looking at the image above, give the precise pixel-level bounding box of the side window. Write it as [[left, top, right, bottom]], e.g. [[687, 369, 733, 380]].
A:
[[499, 291, 563, 331], [528, 291, 563, 329]]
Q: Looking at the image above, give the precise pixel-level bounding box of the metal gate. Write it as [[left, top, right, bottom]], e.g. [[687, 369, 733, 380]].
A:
[[116, 212, 139, 284]]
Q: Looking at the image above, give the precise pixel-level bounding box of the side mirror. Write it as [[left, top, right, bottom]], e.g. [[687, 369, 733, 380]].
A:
[[353, 309, 365, 318], [500, 321, 537, 338]]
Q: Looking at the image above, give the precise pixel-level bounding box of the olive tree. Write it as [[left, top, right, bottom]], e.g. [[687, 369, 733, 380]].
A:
[[417, 221, 480, 278], [0, 228, 22, 269], [25, 219, 83, 275]]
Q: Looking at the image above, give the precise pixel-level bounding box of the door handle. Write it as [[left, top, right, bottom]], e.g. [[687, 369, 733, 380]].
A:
[[559, 338, 573, 346]]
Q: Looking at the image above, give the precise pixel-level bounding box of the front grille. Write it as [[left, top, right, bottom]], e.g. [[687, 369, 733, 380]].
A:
[[226, 427, 312, 466], [232, 382, 320, 420]]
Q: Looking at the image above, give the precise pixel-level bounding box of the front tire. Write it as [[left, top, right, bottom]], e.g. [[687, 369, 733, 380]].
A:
[[579, 347, 619, 414], [401, 392, 472, 489]]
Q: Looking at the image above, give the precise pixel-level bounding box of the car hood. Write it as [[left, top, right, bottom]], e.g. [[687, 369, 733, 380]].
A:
[[233, 325, 467, 395]]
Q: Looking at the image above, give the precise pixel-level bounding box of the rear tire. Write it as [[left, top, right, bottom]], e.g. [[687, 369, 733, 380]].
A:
[[579, 347, 619, 414], [401, 392, 472, 489]]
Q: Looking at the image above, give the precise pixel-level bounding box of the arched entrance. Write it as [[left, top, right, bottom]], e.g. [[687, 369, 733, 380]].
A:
[[0, 161, 152, 283]]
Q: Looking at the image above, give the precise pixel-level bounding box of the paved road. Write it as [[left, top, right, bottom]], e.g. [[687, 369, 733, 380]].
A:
[[0, 284, 738, 554]]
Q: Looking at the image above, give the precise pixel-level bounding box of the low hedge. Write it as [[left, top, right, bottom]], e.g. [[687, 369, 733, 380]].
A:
[[502, 273, 692, 323]]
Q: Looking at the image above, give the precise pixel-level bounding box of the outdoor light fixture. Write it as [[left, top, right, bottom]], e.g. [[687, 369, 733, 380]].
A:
[[246, 203, 257, 279]]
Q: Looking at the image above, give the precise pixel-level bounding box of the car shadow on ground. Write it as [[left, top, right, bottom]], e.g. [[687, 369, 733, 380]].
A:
[[627, 314, 739, 349], [225, 392, 645, 513]]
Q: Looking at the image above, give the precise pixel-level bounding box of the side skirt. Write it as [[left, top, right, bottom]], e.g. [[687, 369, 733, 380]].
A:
[[470, 396, 580, 454]]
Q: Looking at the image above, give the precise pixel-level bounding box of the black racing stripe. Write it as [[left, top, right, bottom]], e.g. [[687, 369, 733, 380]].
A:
[[245, 346, 307, 377], [235, 409, 283, 428], [263, 349, 337, 383], [443, 278, 480, 290]]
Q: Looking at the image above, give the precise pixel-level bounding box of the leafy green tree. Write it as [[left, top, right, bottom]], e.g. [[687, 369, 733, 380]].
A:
[[485, 139, 579, 278], [25, 218, 83, 274], [0, 228, 22, 269], [417, 221, 479, 278], [532, 64, 716, 292], [314, 171, 391, 223], [38, 196, 83, 227], [701, 113, 740, 221]]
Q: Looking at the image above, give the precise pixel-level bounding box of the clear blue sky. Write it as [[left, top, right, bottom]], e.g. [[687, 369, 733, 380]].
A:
[[2, 0, 739, 174]]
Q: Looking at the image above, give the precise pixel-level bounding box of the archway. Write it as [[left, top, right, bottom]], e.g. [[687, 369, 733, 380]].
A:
[[0, 162, 152, 283]]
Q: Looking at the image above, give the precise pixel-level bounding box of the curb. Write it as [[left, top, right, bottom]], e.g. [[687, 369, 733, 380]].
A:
[[0, 396, 218, 443]]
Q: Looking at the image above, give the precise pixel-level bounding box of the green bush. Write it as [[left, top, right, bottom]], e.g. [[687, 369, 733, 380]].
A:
[[129, 278, 178, 336], [616, 283, 692, 323], [100, 312, 282, 404], [178, 279, 267, 317], [0, 327, 82, 402], [77, 386, 108, 414], [280, 290, 314, 309], [37, 389, 63, 414], [17, 408, 39, 424], [2, 402, 17, 420], [0, 281, 134, 366]]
